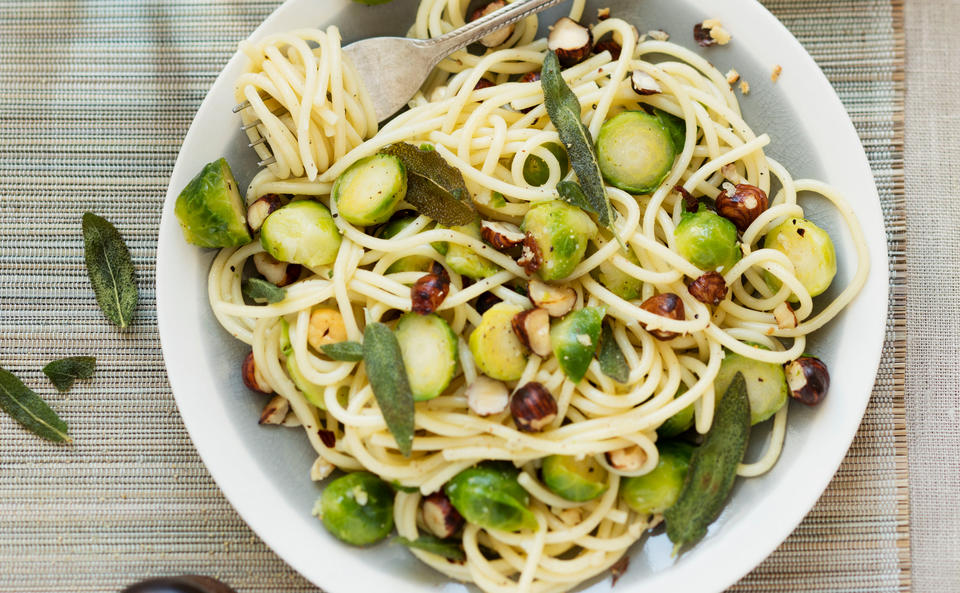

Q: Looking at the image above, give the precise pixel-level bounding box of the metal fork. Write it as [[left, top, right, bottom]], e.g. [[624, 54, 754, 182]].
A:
[[235, 0, 567, 166]]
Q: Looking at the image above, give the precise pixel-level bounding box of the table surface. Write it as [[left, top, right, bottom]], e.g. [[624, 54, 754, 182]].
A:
[[0, 0, 956, 592]]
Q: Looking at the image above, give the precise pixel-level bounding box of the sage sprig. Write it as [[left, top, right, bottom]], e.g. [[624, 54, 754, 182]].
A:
[[42, 356, 96, 392], [395, 535, 466, 562], [0, 367, 71, 442], [243, 277, 286, 304], [82, 213, 138, 328], [597, 323, 629, 384], [380, 142, 476, 226], [541, 51, 616, 229], [363, 322, 415, 456], [320, 341, 364, 362]]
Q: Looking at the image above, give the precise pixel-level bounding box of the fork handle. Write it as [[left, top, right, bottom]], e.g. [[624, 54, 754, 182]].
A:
[[424, 0, 568, 61]]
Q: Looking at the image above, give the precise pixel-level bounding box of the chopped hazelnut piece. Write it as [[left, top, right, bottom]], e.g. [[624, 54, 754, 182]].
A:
[[771, 64, 783, 82], [702, 19, 732, 45], [725, 68, 740, 84], [648, 29, 670, 42], [597, 7, 611, 20], [739, 80, 750, 95]]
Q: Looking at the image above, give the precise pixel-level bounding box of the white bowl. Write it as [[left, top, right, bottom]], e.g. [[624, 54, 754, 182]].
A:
[[157, 1, 889, 592]]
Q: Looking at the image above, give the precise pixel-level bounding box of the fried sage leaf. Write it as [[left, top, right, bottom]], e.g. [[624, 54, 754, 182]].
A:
[[82, 212, 138, 328], [665, 371, 750, 553], [541, 52, 615, 228], [0, 367, 71, 442], [395, 535, 466, 562], [556, 180, 598, 215], [320, 341, 364, 362], [363, 322, 415, 456], [597, 323, 629, 383], [243, 277, 286, 304], [380, 142, 476, 226], [42, 356, 96, 392]]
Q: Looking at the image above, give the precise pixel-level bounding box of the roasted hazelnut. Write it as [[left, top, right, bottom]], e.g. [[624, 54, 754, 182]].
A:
[[318, 429, 336, 448], [411, 264, 451, 315], [310, 456, 335, 481], [474, 77, 496, 91], [592, 38, 622, 60], [481, 220, 525, 251], [688, 271, 728, 305], [253, 252, 301, 287], [259, 394, 289, 425], [466, 375, 510, 416], [517, 233, 543, 275], [639, 293, 685, 340], [693, 22, 716, 46], [247, 194, 283, 232], [773, 301, 797, 330], [630, 70, 662, 95], [510, 382, 558, 432], [605, 445, 646, 472], [421, 491, 465, 539], [511, 307, 552, 357], [474, 291, 501, 315], [519, 70, 541, 84], [715, 184, 769, 232], [242, 351, 272, 394], [597, 7, 611, 20], [528, 278, 577, 317], [785, 356, 829, 405], [308, 308, 348, 350], [122, 576, 236, 593], [675, 184, 699, 213], [547, 17, 593, 67], [470, 0, 515, 47]]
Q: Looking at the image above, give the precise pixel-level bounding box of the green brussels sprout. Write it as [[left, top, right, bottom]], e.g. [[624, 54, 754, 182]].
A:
[[674, 206, 741, 272], [714, 346, 788, 425], [541, 455, 609, 502], [763, 217, 837, 298], [656, 384, 695, 438], [469, 302, 528, 381], [591, 247, 643, 300], [379, 214, 434, 274], [260, 200, 342, 268], [320, 472, 395, 546], [174, 158, 252, 248], [619, 441, 695, 514], [522, 200, 597, 282], [395, 313, 458, 401], [550, 306, 605, 383], [434, 220, 500, 280], [332, 153, 407, 226], [596, 111, 677, 194], [523, 142, 570, 187], [444, 462, 538, 532]]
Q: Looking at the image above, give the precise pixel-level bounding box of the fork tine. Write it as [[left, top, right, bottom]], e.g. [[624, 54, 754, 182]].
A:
[[232, 100, 251, 113], [241, 119, 261, 131], [258, 156, 277, 167], [248, 137, 268, 148]]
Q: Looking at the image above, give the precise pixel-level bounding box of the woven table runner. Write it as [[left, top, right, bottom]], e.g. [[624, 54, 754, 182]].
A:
[[0, 1, 908, 591]]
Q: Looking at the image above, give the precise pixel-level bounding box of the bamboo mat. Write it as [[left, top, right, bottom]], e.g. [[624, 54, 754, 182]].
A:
[[0, 0, 908, 591]]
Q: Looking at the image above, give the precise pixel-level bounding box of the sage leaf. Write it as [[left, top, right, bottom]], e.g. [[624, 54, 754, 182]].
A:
[[665, 372, 750, 554], [353, 0, 394, 4], [363, 322, 415, 456], [0, 367, 71, 442], [380, 142, 476, 226], [82, 212, 138, 328], [42, 356, 96, 392], [597, 323, 629, 383], [243, 277, 286, 304], [557, 180, 597, 215], [320, 341, 364, 362], [541, 51, 616, 228], [395, 535, 466, 562]]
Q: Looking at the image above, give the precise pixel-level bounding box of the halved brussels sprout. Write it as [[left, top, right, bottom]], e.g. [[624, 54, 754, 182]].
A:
[[444, 462, 538, 532], [596, 111, 677, 194], [714, 346, 788, 425], [550, 306, 605, 383], [469, 302, 528, 381], [379, 214, 434, 274], [332, 153, 407, 226], [619, 441, 694, 514], [260, 200, 342, 268], [763, 217, 837, 298], [395, 313, 458, 401], [522, 200, 597, 282], [541, 455, 609, 502], [674, 206, 741, 272], [591, 247, 643, 300], [320, 472, 395, 546], [435, 220, 500, 280], [175, 158, 252, 248]]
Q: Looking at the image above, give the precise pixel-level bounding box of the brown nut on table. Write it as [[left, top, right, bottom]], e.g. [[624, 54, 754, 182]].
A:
[[411, 265, 451, 315], [715, 183, 769, 232], [421, 491, 465, 539], [688, 271, 728, 306], [466, 375, 510, 416], [631, 70, 662, 95], [592, 38, 622, 60], [548, 17, 593, 67], [773, 301, 797, 330], [253, 252, 301, 287], [512, 307, 552, 357], [471, 0, 515, 47], [785, 356, 830, 405], [259, 394, 289, 425], [511, 382, 558, 432], [246, 194, 283, 232], [481, 220, 526, 251], [242, 351, 272, 394], [605, 445, 647, 472], [528, 278, 577, 317], [639, 293, 685, 340]]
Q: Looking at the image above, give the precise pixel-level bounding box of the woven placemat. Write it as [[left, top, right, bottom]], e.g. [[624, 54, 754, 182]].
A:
[[0, 1, 908, 591]]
